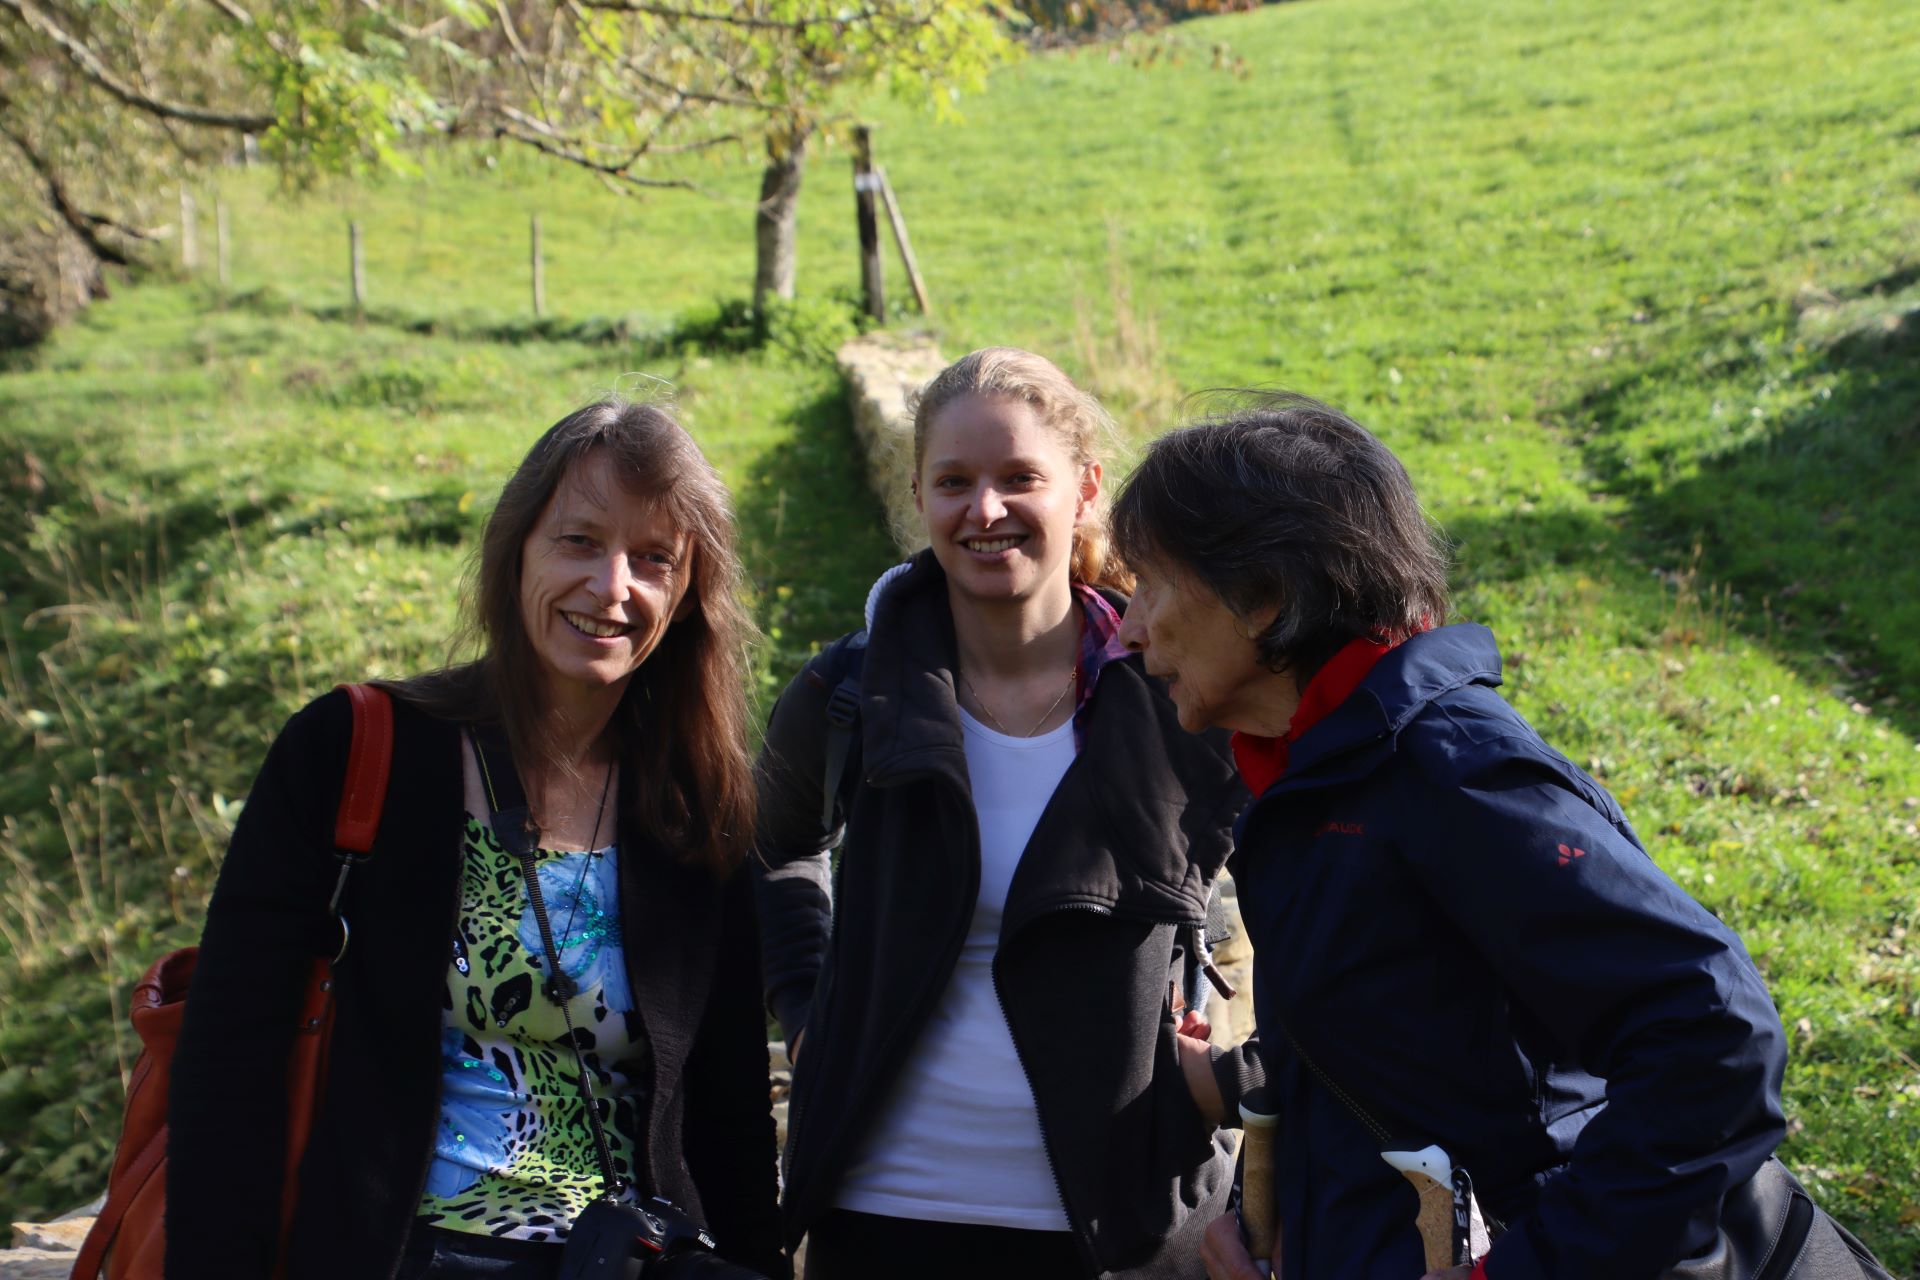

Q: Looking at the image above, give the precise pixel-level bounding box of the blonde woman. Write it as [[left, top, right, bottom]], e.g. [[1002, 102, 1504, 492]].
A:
[[755, 350, 1258, 1280]]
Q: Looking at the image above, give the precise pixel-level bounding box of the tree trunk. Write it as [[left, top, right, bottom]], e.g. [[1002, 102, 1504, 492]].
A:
[[753, 128, 808, 312]]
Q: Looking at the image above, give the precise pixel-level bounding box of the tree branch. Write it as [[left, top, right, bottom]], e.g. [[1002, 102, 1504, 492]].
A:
[[492, 97, 732, 165], [648, 130, 741, 155], [573, 0, 934, 35], [619, 57, 771, 110], [489, 0, 563, 120], [490, 120, 710, 193], [2, 0, 275, 131], [548, 0, 769, 115], [354, 0, 459, 42], [199, 0, 255, 27], [0, 110, 135, 265]]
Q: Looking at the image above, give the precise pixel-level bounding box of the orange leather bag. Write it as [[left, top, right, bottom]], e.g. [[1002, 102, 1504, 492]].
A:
[[71, 683, 395, 1280]]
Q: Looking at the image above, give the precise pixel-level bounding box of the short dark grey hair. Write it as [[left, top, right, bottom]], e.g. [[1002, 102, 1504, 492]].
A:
[[1111, 392, 1450, 681]]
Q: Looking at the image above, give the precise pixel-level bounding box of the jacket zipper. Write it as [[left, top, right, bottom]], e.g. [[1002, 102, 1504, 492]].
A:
[[1280, 1024, 1397, 1149], [992, 901, 1112, 1276]]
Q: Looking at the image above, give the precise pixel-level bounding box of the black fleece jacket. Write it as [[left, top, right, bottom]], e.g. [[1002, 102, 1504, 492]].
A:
[[165, 688, 786, 1280], [753, 554, 1260, 1279]]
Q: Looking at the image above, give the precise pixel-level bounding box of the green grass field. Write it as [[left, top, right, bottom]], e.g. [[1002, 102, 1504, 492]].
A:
[[4, 0, 1918, 1264]]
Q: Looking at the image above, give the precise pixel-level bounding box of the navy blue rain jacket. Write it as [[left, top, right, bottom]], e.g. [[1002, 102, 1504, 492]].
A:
[[1232, 623, 1786, 1280]]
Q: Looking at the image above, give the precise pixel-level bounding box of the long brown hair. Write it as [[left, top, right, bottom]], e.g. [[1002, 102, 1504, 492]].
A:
[[390, 400, 757, 875], [909, 347, 1135, 594]]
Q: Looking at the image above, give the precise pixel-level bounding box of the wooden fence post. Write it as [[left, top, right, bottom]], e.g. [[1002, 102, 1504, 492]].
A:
[[179, 191, 198, 270], [852, 125, 885, 323], [876, 168, 931, 317], [531, 214, 545, 319], [349, 220, 366, 312], [216, 200, 231, 289]]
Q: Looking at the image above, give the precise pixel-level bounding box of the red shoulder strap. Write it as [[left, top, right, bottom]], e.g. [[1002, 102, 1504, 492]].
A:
[[72, 687, 393, 1280], [333, 683, 395, 855]]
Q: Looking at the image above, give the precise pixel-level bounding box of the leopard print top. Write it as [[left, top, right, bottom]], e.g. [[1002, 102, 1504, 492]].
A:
[[415, 813, 652, 1241]]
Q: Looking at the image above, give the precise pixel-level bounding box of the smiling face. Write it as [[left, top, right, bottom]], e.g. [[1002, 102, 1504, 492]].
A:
[[915, 393, 1100, 608], [518, 449, 694, 715], [1118, 553, 1297, 736]]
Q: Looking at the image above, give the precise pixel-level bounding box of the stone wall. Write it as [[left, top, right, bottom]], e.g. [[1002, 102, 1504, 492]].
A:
[[5, 1200, 99, 1278], [836, 334, 946, 557]]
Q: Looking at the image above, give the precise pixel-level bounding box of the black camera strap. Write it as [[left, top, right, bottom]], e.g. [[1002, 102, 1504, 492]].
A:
[[469, 728, 625, 1203]]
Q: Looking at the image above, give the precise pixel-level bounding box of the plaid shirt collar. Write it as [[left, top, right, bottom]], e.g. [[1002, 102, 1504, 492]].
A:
[[870, 561, 1129, 750], [1071, 585, 1132, 747]]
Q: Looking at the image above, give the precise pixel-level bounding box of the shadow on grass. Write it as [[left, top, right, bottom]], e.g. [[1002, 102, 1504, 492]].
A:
[[0, 463, 284, 613], [0, 421, 481, 1223], [1566, 265, 1920, 737], [220, 284, 868, 366], [2, 460, 473, 626], [733, 377, 902, 716]]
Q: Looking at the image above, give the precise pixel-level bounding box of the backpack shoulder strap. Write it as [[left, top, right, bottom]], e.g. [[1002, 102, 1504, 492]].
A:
[[334, 683, 395, 855], [70, 684, 397, 1280], [324, 683, 395, 928], [813, 632, 867, 837]]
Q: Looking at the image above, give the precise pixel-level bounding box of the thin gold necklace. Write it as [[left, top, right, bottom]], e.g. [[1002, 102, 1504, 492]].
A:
[[961, 667, 1077, 737]]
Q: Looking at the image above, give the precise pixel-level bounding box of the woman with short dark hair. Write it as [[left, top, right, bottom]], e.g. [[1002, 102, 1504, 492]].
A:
[[1111, 394, 1789, 1280], [167, 401, 785, 1279]]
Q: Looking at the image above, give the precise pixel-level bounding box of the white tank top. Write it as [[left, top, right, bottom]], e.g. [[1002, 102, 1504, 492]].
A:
[[832, 709, 1076, 1230]]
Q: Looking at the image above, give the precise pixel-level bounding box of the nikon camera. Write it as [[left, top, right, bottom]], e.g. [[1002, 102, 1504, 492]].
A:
[[559, 1196, 772, 1280]]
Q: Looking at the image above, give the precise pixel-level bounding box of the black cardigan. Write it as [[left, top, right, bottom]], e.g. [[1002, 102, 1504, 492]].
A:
[[754, 553, 1259, 1279], [166, 688, 785, 1279]]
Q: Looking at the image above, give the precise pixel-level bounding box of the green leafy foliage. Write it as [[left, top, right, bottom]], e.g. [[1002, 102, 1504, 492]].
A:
[[238, 8, 448, 182], [0, 0, 1013, 316]]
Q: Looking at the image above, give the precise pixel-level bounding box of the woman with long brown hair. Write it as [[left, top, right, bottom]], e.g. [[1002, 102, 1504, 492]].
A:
[[167, 401, 784, 1279], [755, 349, 1258, 1280]]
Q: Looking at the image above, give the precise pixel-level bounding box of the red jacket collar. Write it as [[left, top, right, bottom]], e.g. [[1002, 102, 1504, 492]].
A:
[[1231, 634, 1403, 797]]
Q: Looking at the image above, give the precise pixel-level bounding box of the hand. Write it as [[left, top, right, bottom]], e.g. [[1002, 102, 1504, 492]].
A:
[[1177, 1025, 1225, 1127], [1177, 1009, 1212, 1041], [788, 1028, 804, 1066], [1417, 1266, 1475, 1280], [1201, 1211, 1270, 1280]]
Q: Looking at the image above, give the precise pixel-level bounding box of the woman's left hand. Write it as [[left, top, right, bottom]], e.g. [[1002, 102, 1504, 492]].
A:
[[1175, 1013, 1225, 1127], [1417, 1266, 1475, 1280], [1200, 1211, 1270, 1280]]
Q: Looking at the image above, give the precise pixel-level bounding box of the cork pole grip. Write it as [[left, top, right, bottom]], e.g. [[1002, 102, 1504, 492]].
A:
[[1400, 1169, 1456, 1273], [1238, 1094, 1280, 1275]]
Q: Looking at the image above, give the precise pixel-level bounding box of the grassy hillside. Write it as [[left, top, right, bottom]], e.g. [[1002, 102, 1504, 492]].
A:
[[5, 0, 1918, 1264]]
